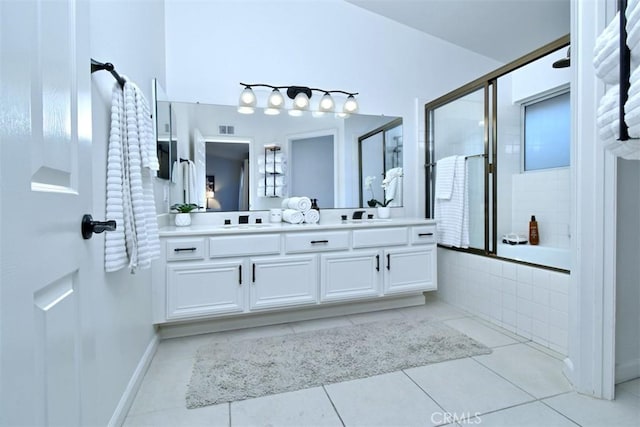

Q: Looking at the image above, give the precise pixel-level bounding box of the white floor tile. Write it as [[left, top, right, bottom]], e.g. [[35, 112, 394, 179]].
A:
[[289, 316, 352, 333], [230, 387, 342, 427], [325, 371, 443, 427], [544, 390, 640, 427], [617, 378, 640, 397], [443, 317, 519, 348], [525, 341, 566, 360], [127, 357, 195, 415], [405, 358, 533, 416], [477, 401, 578, 426], [123, 403, 228, 427], [401, 298, 470, 321], [473, 344, 572, 399]]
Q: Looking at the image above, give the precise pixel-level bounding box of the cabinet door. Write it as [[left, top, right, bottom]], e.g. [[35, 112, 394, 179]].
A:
[[320, 251, 381, 302], [250, 255, 318, 310], [383, 247, 437, 295], [167, 260, 245, 320]]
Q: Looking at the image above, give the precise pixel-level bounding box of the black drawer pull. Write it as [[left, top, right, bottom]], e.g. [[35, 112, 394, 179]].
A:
[[174, 247, 197, 252], [386, 253, 391, 270], [252, 263, 256, 283], [310, 240, 329, 244], [418, 233, 434, 237], [376, 254, 380, 271], [239, 265, 242, 285]]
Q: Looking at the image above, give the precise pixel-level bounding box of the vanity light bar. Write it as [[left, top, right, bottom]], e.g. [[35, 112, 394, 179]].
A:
[[238, 82, 359, 115]]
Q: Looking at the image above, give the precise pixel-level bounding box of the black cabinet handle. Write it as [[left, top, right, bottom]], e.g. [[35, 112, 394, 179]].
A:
[[376, 254, 380, 271], [239, 265, 242, 285], [174, 247, 197, 252], [386, 253, 391, 270], [81, 214, 116, 239], [310, 240, 329, 244], [418, 233, 434, 237], [252, 263, 256, 283]]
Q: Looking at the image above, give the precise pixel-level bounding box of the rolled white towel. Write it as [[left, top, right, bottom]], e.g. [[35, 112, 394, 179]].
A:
[[258, 163, 286, 174], [287, 196, 312, 212], [626, 66, 640, 138], [627, 0, 640, 57], [593, 12, 620, 84], [282, 209, 304, 224], [258, 153, 285, 164], [257, 175, 285, 187], [303, 209, 320, 224], [281, 198, 291, 209], [260, 185, 286, 198]]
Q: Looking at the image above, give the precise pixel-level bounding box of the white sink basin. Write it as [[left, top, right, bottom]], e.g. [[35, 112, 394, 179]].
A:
[[220, 223, 274, 229]]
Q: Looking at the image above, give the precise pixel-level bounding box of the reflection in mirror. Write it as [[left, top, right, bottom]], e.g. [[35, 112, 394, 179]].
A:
[[154, 96, 403, 212], [359, 118, 403, 207]]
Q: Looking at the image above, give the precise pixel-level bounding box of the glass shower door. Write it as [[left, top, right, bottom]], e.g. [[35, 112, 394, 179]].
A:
[[427, 86, 489, 252]]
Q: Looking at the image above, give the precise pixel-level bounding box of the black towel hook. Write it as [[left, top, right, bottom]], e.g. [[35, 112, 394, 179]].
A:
[[91, 58, 126, 88]]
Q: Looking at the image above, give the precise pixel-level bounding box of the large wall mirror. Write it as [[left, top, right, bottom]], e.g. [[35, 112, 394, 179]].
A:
[[153, 80, 403, 212]]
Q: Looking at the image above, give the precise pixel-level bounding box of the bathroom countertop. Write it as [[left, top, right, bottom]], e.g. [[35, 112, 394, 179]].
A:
[[159, 217, 436, 237]]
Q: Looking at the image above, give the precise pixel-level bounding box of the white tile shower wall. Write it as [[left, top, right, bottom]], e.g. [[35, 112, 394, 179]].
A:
[[511, 168, 571, 248], [437, 248, 569, 354]]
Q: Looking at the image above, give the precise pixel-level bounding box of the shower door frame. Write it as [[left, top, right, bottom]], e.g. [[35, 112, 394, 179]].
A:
[[425, 34, 570, 258]]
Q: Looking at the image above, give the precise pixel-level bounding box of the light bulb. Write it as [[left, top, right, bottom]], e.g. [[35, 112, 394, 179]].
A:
[[268, 89, 284, 108], [293, 92, 310, 110], [239, 87, 256, 107], [343, 95, 358, 114], [319, 92, 335, 112]]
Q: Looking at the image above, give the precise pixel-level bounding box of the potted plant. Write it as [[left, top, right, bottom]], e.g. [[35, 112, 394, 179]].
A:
[[170, 203, 201, 227], [375, 198, 393, 219]]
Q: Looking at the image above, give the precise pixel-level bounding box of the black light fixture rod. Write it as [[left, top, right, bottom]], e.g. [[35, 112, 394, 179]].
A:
[[91, 58, 126, 88], [239, 82, 358, 96]]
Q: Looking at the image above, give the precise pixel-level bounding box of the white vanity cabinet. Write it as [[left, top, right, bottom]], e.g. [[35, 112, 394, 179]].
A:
[[153, 219, 437, 326], [249, 255, 318, 310]]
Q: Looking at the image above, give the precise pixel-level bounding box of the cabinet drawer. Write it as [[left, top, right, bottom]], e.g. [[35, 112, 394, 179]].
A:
[[285, 231, 350, 253], [166, 238, 206, 261], [352, 227, 408, 248], [411, 226, 436, 245], [210, 234, 280, 258]]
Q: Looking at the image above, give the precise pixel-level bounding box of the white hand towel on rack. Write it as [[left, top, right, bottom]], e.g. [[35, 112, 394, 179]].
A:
[[282, 209, 304, 224], [105, 78, 161, 273], [593, 12, 620, 84], [258, 153, 285, 164], [435, 156, 458, 200], [434, 156, 469, 248]]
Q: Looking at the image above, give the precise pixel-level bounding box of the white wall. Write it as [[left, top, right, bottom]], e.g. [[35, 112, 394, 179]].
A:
[[163, 0, 502, 217], [89, 0, 165, 424]]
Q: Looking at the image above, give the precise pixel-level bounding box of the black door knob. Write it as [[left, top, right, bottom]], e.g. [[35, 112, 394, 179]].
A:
[[82, 214, 116, 239]]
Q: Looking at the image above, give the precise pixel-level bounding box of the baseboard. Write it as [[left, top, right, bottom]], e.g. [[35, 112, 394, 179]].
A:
[[615, 357, 640, 384], [158, 294, 426, 339], [108, 333, 159, 427]]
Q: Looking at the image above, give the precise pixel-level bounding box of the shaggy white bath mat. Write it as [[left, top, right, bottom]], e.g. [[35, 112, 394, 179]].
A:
[[186, 317, 491, 408]]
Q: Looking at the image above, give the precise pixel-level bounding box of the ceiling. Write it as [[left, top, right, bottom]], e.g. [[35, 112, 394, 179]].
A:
[[345, 0, 570, 63]]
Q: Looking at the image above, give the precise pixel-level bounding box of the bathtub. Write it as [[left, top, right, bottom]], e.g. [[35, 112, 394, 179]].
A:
[[497, 243, 570, 271]]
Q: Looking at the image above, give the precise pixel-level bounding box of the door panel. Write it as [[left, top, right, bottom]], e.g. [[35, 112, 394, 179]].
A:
[[1, 0, 91, 425]]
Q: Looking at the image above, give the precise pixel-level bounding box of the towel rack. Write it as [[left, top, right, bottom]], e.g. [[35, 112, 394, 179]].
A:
[[425, 153, 487, 168], [91, 58, 126, 88]]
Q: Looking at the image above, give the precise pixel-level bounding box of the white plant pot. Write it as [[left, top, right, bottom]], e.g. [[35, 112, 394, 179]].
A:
[[377, 206, 391, 219], [175, 212, 192, 227]]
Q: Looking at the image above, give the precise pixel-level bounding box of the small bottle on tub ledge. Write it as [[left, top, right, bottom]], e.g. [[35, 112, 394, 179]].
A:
[[529, 215, 539, 246]]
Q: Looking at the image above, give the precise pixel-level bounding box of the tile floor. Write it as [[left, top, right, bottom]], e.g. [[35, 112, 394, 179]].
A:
[[124, 298, 640, 427]]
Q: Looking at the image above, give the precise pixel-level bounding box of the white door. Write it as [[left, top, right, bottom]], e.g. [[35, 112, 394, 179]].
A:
[[1, 1, 94, 425]]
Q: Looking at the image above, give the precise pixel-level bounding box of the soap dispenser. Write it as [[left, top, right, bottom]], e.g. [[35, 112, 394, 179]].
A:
[[311, 198, 320, 212], [529, 215, 539, 246]]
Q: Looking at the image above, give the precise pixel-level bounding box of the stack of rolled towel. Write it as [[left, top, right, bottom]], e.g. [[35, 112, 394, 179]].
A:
[[594, 5, 640, 158], [280, 196, 319, 224], [258, 151, 287, 197]]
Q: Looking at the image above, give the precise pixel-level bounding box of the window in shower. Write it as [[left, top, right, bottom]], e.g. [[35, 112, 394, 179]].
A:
[[523, 90, 570, 171], [425, 37, 571, 271]]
